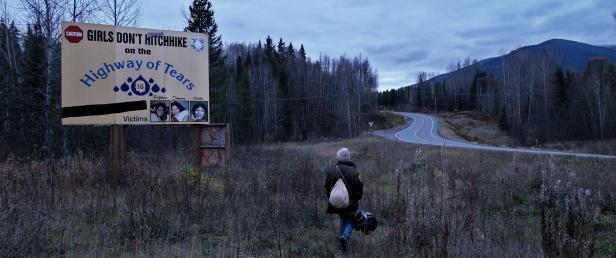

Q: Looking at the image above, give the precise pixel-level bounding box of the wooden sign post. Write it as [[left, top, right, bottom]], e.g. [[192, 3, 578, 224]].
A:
[[193, 124, 231, 192], [109, 124, 125, 186]]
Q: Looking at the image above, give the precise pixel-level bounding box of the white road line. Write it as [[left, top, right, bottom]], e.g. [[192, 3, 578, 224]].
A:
[[413, 117, 422, 141]]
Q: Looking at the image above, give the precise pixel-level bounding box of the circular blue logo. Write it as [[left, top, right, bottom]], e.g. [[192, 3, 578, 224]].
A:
[[131, 76, 150, 96], [191, 37, 206, 52]]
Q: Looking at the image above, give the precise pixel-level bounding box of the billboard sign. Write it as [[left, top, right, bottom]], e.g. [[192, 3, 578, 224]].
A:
[[61, 22, 210, 125]]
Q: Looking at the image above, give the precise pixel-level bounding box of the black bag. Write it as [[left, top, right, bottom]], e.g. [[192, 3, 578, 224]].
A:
[[353, 210, 378, 234]]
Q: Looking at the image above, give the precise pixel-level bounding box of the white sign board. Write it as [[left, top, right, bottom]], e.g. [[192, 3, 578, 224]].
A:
[[61, 22, 210, 125]]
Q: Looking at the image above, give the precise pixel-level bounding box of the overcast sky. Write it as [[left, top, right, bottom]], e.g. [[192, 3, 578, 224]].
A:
[[8, 0, 616, 90]]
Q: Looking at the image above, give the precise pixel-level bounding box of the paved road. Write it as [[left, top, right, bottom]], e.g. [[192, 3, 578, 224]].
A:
[[375, 112, 616, 159]]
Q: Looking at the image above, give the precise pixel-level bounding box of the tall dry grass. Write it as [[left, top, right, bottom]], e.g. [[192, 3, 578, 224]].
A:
[[1, 135, 615, 257]]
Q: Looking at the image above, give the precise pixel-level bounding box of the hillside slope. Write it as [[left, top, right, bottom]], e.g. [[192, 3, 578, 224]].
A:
[[414, 39, 616, 86]]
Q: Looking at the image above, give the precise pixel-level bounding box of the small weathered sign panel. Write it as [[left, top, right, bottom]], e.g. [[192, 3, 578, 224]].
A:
[[200, 149, 225, 168], [192, 124, 231, 192], [61, 22, 209, 125], [201, 126, 226, 147], [197, 125, 228, 168]]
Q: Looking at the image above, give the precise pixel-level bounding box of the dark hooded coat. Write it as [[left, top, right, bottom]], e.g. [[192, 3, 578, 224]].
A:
[[325, 161, 363, 215]]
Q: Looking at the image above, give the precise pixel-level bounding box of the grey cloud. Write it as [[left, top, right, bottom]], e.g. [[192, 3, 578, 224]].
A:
[[227, 20, 247, 30], [521, 0, 564, 18], [475, 37, 515, 47], [454, 44, 470, 50], [393, 50, 430, 64], [457, 23, 520, 39], [593, 0, 616, 9], [534, 5, 610, 36], [365, 44, 407, 56]]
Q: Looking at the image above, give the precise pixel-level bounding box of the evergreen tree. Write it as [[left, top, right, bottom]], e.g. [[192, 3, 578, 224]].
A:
[[276, 38, 286, 61], [0, 21, 22, 144], [276, 38, 291, 138], [553, 66, 568, 111], [264, 36, 275, 61], [245, 52, 252, 67], [287, 42, 295, 59], [299, 44, 306, 62], [264, 36, 278, 75], [552, 66, 570, 139], [185, 0, 228, 123], [469, 71, 486, 110], [237, 55, 253, 142], [416, 85, 423, 107], [21, 25, 48, 152], [234, 55, 243, 83]]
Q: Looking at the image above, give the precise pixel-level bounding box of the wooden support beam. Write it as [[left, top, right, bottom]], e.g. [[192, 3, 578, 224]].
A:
[[109, 124, 125, 187]]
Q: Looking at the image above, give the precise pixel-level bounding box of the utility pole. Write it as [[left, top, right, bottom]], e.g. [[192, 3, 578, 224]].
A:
[[434, 97, 437, 112]]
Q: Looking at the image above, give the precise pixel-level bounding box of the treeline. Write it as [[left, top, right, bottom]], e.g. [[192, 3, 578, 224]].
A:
[[378, 87, 411, 108], [0, 20, 64, 156], [0, 0, 378, 157], [222, 40, 378, 142], [381, 48, 616, 145]]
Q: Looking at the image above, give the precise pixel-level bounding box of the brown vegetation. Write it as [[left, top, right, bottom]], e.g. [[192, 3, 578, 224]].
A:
[[1, 136, 615, 257], [436, 111, 616, 155], [362, 111, 407, 131], [542, 139, 616, 156], [436, 111, 518, 146]]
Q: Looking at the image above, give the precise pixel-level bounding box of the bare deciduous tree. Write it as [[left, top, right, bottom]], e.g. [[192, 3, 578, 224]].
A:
[[582, 58, 613, 138], [0, 1, 20, 135], [67, 0, 100, 22], [99, 0, 141, 26]]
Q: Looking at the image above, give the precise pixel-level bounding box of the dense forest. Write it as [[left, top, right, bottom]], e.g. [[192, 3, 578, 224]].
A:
[[380, 48, 616, 145], [0, 0, 378, 157]]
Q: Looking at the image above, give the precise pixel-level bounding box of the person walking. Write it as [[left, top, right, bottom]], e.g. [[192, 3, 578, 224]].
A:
[[325, 147, 363, 253]]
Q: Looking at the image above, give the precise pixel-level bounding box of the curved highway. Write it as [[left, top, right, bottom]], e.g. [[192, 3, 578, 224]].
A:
[[375, 112, 616, 159]]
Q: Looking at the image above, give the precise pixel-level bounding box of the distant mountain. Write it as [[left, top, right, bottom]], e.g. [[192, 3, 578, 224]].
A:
[[602, 45, 616, 51], [412, 39, 616, 87]]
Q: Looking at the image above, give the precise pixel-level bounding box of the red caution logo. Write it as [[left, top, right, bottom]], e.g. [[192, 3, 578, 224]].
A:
[[64, 25, 83, 43]]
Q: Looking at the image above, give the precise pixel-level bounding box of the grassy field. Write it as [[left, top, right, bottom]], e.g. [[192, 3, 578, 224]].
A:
[[1, 135, 616, 257]]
